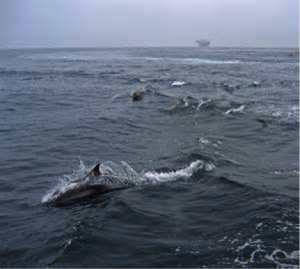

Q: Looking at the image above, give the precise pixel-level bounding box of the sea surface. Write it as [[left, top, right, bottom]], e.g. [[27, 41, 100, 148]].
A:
[[0, 47, 299, 268]]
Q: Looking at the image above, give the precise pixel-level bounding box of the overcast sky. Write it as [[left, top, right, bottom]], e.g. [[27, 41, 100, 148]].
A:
[[0, 0, 298, 48]]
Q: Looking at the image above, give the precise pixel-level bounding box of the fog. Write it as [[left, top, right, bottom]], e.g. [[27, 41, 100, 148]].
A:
[[0, 0, 298, 48]]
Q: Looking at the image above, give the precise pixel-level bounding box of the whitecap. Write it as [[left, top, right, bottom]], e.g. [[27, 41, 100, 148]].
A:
[[271, 169, 299, 176], [139, 56, 240, 65], [256, 104, 299, 123], [181, 58, 240, 65], [290, 250, 299, 260], [196, 98, 213, 110], [198, 137, 210, 144], [291, 105, 299, 111], [142, 56, 165, 61], [224, 105, 246, 115], [171, 81, 188, 87]]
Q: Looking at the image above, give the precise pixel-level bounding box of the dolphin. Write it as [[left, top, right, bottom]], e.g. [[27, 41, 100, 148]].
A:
[[131, 87, 144, 101], [48, 164, 124, 206]]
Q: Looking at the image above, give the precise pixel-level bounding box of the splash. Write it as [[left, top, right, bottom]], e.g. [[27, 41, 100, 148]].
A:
[[139, 160, 208, 184]]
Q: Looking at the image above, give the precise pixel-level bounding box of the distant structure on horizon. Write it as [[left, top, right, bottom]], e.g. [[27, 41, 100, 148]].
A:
[[196, 39, 210, 48]]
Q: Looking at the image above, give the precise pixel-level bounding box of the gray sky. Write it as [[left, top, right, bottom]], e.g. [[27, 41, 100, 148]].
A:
[[0, 0, 299, 48]]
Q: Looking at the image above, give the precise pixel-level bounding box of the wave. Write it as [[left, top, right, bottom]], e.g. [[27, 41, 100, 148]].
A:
[[141, 56, 240, 65], [0, 67, 99, 79], [0, 69, 44, 77], [233, 244, 299, 268], [19, 52, 111, 62], [174, 209, 299, 268], [270, 169, 299, 176], [175, 96, 215, 112], [142, 56, 166, 61], [255, 104, 299, 124], [42, 159, 214, 204], [232, 215, 300, 268], [20, 52, 241, 65]]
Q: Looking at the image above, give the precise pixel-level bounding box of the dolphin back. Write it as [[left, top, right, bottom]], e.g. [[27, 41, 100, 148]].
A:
[[51, 184, 109, 205]]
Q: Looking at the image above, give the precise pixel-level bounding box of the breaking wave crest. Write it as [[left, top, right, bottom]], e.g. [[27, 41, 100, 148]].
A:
[[167, 96, 215, 113], [224, 105, 246, 115], [42, 159, 213, 204], [166, 96, 247, 116], [181, 58, 240, 65], [256, 105, 299, 124]]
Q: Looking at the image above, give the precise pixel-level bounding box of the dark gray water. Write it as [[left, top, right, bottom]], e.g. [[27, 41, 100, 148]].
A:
[[0, 47, 299, 268]]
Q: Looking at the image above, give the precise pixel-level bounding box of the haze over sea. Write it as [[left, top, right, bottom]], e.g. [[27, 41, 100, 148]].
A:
[[0, 47, 299, 267]]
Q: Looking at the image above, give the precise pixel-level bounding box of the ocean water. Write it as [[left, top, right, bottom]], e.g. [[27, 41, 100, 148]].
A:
[[0, 47, 299, 268]]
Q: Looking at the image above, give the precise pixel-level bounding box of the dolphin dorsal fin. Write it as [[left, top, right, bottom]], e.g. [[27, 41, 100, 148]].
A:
[[90, 163, 101, 177]]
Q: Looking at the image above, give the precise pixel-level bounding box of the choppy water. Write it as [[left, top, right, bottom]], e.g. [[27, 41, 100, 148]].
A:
[[0, 47, 299, 268]]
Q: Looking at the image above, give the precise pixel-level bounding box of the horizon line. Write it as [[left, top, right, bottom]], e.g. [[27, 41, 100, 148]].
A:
[[0, 45, 299, 50]]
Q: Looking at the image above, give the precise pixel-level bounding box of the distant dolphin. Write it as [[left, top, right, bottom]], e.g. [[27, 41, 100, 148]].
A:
[[49, 164, 124, 206], [131, 87, 144, 101]]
